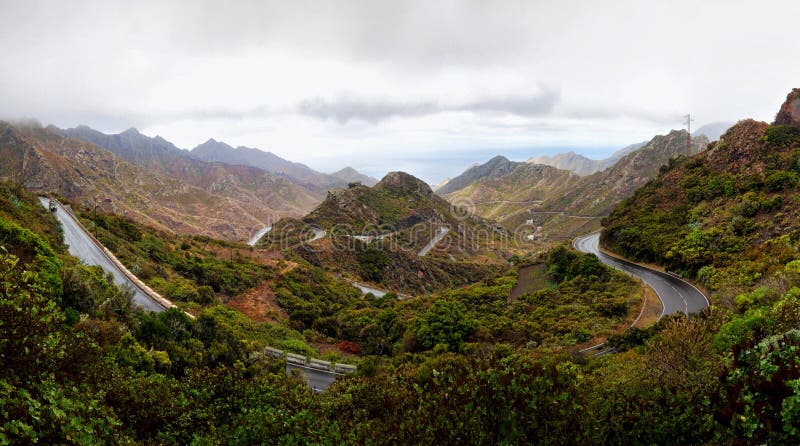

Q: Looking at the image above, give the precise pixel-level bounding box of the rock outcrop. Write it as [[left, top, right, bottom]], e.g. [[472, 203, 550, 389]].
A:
[[775, 88, 800, 127], [375, 171, 433, 197]]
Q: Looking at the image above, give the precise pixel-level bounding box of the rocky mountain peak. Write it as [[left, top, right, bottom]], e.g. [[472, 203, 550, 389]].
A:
[[192, 138, 235, 155], [707, 119, 770, 174], [775, 88, 800, 127], [487, 155, 510, 164], [337, 166, 358, 175], [436, 155, 524, 195], [375, 171, 433, 197]]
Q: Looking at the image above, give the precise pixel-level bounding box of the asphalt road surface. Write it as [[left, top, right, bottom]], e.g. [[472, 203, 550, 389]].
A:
[[418, 226, 450, 256], [573, 232, 708, 316], [42, 198, 348, 389], [351, 282, 388, 298], [286, 364, 338, 392], [40, 198, 165, 312], [247, 226, 272, 246]]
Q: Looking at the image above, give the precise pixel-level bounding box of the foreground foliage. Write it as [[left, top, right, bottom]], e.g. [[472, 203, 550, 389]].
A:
[[5, 170, 800, 443]]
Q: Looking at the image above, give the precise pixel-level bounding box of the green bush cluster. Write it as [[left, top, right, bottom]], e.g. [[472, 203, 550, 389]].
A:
[[763, 124, 800, 148], [82, 211, 274, 303], [274, 245, 638, 356]]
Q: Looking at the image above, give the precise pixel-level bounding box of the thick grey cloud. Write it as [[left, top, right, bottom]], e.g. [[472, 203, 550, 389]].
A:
[[297, 96, 438, 124], [1, 0, 799, 183], [466, 89, 560, 117], [296, 87, 559, 123]]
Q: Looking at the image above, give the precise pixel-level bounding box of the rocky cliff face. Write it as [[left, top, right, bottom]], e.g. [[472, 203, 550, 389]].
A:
[[775, 88, 800, 127], [706, 119, 770, 175]]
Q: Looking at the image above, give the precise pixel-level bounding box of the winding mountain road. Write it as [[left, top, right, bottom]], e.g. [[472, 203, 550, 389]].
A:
[[286, 364, 338, 392], [247, 226, 272, 246], [351, 282, 388, 298], [39, 197, 166, 312], [573, 232, 708, 316], [418, 226, 450, 257], [42, 198, 346, 390], [308, 228, 326, 242]]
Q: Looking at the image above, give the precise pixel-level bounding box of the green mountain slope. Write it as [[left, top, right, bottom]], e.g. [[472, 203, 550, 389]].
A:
[[443, 162, 581, 222], [265, 171, 510, 293], [602, 89, 800, 302]]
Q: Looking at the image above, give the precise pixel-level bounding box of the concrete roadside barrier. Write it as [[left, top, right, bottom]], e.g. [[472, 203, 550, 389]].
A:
[[309, 358, 332, 371], [334, 363, 357, 374], [286, 353, 307, 366]]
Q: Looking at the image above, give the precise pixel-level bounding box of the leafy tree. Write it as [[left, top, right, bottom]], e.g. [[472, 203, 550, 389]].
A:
[[0, 249, 119, 444], [414, 299, 477, 352], [357, 244, 389, 282]]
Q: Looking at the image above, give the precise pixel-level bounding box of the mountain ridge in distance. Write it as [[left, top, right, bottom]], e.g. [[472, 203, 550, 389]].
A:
[[58, 125, 324, 231], [329, 166, 379, 186], [441, 129, 709, 241], [436, 155, 525, 195], [692, 121, 735, 141], [1, 121, 297, 240], [527, 120, 733, 177], [527, 141, 647, 176], [190, 138, 376, 189], [545, 130, 709, 217], [191, 138, 325, 187]]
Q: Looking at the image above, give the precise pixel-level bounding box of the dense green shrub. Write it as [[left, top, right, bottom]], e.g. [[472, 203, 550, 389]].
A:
[[357, 244, 389, 282], [414, 299, 476, 352], [766, 170, 798, 192], [763, 125, 800, 148]]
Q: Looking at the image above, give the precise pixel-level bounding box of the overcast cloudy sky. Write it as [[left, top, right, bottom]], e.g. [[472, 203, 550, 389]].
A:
[[1, 0, 798, 183]]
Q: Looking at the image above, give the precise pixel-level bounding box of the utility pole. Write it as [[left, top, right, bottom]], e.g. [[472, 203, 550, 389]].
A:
[[93, 197, 99, 238], [684, 114, 694, 152]]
